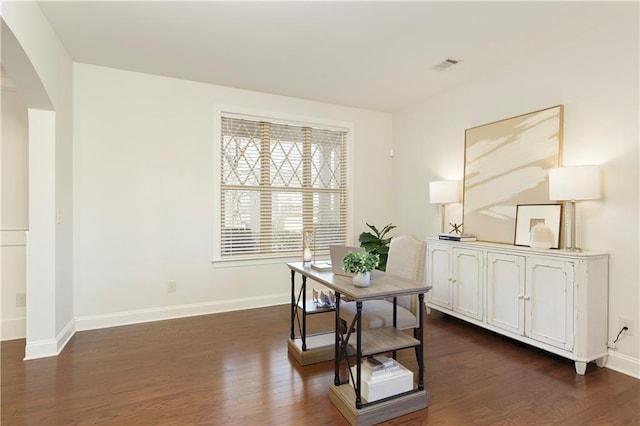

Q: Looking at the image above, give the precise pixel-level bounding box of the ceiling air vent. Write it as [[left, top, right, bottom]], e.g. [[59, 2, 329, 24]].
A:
[[432, 58, 463, 71]]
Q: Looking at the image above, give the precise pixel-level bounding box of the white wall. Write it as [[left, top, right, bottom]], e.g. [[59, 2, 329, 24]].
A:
[[73, 64, 393, 327], [1, 82, 28, 340], [2, 1, 75, 356], [1, 83, 29, 228], [392, 13, 639, 376]]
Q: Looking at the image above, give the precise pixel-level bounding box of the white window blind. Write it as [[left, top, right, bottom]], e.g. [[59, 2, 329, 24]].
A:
[[219, 115, 348, 259]]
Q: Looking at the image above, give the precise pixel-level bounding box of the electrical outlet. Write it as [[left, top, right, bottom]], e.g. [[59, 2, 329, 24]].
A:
[[619, 317, 634, 336], [16, 293, 26, 307], [167, 280, 177, 293]]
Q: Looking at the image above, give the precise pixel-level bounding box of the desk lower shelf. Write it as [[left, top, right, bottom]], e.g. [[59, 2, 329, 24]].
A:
[[288, 332, 335, 365], [352, 327, 420, 357], [289, 325, 419, 365]]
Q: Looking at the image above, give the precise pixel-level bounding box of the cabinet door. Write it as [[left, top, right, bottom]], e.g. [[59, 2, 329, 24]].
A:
[[427, 243, 452, 309], [452, 248, 483, 320], [526, 257, 575, 351], [487, 252, 525, 335]]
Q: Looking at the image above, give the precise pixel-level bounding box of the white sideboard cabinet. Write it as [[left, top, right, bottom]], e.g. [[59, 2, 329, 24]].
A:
[[427, 243, 483, 321], [426, 238, 609, 375]]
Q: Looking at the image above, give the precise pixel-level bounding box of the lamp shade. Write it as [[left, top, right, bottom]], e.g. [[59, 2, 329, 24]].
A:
[[549, 166, 601, 201], [429, 180, 460, 204]]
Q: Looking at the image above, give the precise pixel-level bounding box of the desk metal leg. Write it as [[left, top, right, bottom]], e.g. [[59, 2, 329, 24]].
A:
[[301, 276, 307, 351], [290, 271, 309, 351], [356, 300, 363, 409], [417, 293, 424, 391], [334, 292, 342, 386], [392, 296, 397, 359], [393, 296, 397, 328], [290, 270, 295, 340]]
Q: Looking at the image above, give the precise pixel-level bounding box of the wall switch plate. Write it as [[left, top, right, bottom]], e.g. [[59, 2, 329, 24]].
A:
[[167, 281, 177, 292], [16, 293, 26, 307]]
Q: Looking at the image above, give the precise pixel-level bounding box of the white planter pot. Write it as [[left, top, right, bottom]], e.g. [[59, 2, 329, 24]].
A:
[[352, 271, 371, 288]]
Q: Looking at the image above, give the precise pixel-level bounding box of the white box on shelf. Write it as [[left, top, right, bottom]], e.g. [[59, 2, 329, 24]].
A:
[[349, 359, 413, 402]]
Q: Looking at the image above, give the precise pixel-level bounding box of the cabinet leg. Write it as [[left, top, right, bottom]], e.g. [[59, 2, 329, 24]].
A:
[[574, 361, 587, 375], [595, 356, 608, 368]]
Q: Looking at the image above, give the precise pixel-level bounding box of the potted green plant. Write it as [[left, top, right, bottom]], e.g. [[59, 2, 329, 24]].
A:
[[358, 223, 396, 271], [342, 251, 380, 287]]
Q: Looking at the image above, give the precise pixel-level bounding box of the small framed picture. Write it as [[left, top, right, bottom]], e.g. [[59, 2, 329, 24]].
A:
[[514, 204, 562, 248]]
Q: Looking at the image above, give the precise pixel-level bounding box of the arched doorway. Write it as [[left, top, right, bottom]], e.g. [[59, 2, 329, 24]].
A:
[[1, 17, 60, 359], [1, 67, 29, 341]]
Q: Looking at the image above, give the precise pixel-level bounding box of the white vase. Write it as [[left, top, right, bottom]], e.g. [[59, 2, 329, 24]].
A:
[[530, 223, 553, 249], [303, 247, 312, 262], [352, 271, 371, 288]]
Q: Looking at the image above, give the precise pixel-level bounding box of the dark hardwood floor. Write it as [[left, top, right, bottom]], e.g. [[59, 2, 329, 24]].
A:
[[2, 305, 639, 425]]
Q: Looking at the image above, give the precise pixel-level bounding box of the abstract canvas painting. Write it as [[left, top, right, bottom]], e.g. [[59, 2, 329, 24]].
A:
[[463, 105, 563, 244]]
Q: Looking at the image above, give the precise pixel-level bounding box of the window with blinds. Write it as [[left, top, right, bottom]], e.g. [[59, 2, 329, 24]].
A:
[[218, 114, 348, 260]]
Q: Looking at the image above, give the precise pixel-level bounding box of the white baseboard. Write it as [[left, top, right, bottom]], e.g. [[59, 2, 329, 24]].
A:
[[606, 350, 640, 379], [1, 317, 26, 341], [24, 318, 76, 360], [75, 293, 290, 331], [24, 338, 57, 360], [57, 318, 76, 353]]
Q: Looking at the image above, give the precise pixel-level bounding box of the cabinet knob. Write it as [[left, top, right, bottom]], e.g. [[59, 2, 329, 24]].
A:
[[518, 294, 523, 299], [524, 295, 531, 301]]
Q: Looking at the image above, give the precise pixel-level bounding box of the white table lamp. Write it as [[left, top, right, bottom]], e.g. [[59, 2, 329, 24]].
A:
[[429, 180, 461, 233], [549, 166, 601, 251]]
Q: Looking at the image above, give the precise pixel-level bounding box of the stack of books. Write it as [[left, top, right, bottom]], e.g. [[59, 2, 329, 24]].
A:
[[363, 355, 401, 377], [312, 288, 335, 308], [438, 233, 477, 242], [349, 355, 413, 402], [310, 261, 332, 272]]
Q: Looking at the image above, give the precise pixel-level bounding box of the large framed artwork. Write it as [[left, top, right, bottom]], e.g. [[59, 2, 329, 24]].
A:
[[463, 105, 563, 244]]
